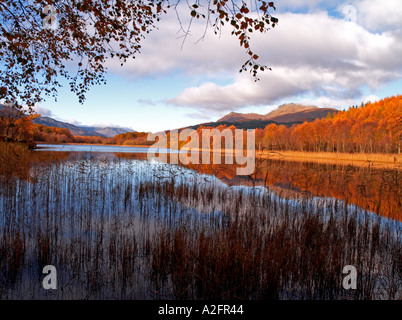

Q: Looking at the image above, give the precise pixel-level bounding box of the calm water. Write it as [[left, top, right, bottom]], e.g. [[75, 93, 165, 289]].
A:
[[0, 144, 400, 299], [34, 144, 402, 221], [36, 143, 172, 153]]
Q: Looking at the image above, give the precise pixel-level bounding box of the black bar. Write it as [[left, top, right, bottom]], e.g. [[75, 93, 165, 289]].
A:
[[0, 300, 398, 319]]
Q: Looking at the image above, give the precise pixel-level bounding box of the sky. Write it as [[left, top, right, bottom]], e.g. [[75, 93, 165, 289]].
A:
[[36, 0, 402, 133]]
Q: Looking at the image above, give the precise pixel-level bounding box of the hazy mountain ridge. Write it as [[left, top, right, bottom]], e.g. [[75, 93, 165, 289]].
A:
[[0, 104, 135, 137], [33, 116, 134, 138]]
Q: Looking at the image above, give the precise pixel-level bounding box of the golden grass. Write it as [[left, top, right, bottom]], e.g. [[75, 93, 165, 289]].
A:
[[257, 150, 402, 169]]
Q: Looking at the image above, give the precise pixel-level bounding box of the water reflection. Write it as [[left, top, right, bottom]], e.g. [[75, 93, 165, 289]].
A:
[[114, 151, 402, 221], [0, 144, 400, 299], [36, 143, 169, 154], [3, 143, 400, 221]]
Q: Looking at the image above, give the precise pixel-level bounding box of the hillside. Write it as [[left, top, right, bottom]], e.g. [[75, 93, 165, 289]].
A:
[[187, 119, 279, 131], [218, 103, 338, 124], [183, 103, 338, 131], [267, 107, 337, 123], [265, 103, 318, 118], [217, 112, 267, 122], [33, 116, 134, 137]]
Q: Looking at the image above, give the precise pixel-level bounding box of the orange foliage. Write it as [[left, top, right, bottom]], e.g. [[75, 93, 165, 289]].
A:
[[33, 123, 152, 146], [33, 124, 75, 143], [111, 131, 153, 146], [262, 95, 402, 153], [0, 106, 38, 149]]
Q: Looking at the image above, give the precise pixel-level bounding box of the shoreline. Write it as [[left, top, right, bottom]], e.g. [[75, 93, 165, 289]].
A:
[[35, 142, 153, 148], [35, 142, 401, 168]]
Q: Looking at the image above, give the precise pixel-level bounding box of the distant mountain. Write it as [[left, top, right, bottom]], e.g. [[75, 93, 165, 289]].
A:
[[218, 112, 267, 123], [187, 119, 278, 131], [218, 103, 338, 124], [179, 103, 339, 132], [265, 103, 319, 118], [32, 116, 134, 138], [80, 126, 135, 138], [266, 106, 337, 123]]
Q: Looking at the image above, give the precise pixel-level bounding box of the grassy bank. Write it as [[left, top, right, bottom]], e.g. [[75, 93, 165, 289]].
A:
[[257, 150, 401, 168]]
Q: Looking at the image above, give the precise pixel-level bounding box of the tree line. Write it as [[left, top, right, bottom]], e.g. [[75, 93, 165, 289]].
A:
[[259, 95, 401, 154], [1, 95, 401, 153], [33, 125, 154, 146], [165, 95, 401, 154]]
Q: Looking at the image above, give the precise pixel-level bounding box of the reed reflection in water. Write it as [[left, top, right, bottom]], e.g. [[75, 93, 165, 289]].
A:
[[0, 148, 401, 299]]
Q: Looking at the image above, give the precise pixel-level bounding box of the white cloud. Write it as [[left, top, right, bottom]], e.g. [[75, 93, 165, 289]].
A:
[[166, 66, 321, 112], [104, 6, 246, 78], [276, 0, 324, 10], [351, 0, 402, 31], [165, 63, 378, 114], [24, 105, 53, 117], [36, 106, 54, 117], [64, 119, 82, 126], [296, 94, 381, 110], [164, 10, 402, 113], [103, 3, 402, 114]]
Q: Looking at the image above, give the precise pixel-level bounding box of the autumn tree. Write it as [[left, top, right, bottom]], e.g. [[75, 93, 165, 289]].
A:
[[0, 102, 38, 148], [261, 95, 402, 154], [0, 0, 277, 110]]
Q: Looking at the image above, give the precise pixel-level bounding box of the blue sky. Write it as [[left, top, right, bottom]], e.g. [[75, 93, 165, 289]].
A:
[[36, 0, 402, 133]]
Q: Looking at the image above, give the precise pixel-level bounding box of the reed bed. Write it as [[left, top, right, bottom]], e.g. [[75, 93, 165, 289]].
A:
[[258, 150, 401, 169], [0, 153, 400, 299]]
